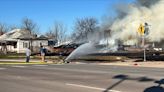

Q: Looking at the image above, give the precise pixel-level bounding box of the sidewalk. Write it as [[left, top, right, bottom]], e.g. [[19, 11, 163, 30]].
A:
[[0, 58, 64, 65], [0, 59, 163, 68], [0, 59, 41, 62]]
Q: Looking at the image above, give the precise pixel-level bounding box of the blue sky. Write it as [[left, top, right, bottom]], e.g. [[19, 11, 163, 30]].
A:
[[0, 0, 135, 34]]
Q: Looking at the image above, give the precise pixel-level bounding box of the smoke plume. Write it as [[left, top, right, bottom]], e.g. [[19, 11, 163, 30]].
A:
[[110, 0, 164, 45], [136, 0, 160, 8]]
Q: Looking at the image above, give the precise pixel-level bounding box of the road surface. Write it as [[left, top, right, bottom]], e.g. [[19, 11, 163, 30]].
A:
[[0, 63, 163, 92]]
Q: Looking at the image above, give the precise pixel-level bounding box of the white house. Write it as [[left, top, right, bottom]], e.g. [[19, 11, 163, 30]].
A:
[[0, 29, 49, 53]]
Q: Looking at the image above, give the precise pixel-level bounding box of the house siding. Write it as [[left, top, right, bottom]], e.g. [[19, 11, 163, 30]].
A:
[[17, 39, 48, 53]]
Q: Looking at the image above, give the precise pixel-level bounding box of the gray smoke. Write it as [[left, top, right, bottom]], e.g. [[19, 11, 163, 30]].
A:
[[114, 2, 131, 19], [114, 0, 160, 19], [109, 0, 164, 45], [136, 0, 160, 8]]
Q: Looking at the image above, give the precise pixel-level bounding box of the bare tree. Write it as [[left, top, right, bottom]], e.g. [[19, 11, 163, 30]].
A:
[[21, 17, 39, 52], [45, 28, 56, 39], [10, 25, 18, 30], [21, 17, 38, 34], [0, 23, 9, 54], [72, 17, 98, 43], [0, 23, 9, 35], [46, 21, 67, 45]]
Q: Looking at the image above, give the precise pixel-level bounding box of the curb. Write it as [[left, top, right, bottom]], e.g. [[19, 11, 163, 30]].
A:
[[98, 62, 164, 68], [0, 61, 65, 65]]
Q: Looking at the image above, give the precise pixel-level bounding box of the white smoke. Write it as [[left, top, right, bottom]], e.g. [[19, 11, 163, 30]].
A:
[[110, 0, 164, 45]]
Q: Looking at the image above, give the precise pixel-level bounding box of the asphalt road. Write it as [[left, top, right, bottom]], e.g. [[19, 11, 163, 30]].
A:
[[0, 63, 164, 92]]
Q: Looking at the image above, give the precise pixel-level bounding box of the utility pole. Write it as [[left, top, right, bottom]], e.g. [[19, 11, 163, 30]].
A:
[[143, 22, 150, 61], [143, 35, 146, 61], [138, 23, 146, 61]]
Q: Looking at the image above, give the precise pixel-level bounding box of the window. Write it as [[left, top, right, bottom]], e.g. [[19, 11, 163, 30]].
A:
[[48, 40, 57, 46], [23, 42, 28, 48]]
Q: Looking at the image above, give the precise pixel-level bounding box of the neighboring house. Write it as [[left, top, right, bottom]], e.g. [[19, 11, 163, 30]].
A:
[[0, 29, 49, 53]]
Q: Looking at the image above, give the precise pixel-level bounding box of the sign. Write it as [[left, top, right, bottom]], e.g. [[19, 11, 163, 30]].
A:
[[138, 23, 144, 35]]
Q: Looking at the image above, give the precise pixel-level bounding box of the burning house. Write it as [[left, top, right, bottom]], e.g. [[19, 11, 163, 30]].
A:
[[65, 0, 164, 61]]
